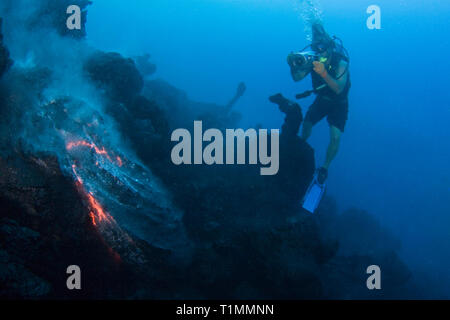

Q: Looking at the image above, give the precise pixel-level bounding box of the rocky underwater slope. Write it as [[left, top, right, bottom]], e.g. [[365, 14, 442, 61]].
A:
[[0, 1, 417, 299]]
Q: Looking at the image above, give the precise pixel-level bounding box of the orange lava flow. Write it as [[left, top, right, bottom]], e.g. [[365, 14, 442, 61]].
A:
[[67, 140, 124, 167], [89, 212, 97, 226], [71, 163, 115, 227], [66, 140, 113, 162], [86, 192, 109, 223]]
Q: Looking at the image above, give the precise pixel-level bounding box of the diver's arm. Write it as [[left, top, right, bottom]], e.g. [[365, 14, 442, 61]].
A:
[[313, 61, 348, 95]]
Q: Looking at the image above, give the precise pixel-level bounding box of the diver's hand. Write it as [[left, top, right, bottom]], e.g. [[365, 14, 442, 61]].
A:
[[313, 61, 327, 78]]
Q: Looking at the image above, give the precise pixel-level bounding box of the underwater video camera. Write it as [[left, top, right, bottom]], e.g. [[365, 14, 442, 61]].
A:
[[287, 51, 320, 82], [288, 36, 349, 82]]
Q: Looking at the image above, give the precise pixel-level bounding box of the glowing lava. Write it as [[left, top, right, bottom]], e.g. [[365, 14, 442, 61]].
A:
[[66, 139, 126, 227], [71, 162, 115, 227], [66, 140, 123, 166], [67, 140, 112, 161], [86, 192, 110, 223], [89, 212, 97, 226]]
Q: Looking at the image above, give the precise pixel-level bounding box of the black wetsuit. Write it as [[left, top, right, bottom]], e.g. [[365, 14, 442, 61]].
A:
[[305, 52, 351, 132]]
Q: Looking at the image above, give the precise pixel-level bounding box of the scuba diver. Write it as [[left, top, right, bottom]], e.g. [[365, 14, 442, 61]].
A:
[[288, 23, 351, 185]]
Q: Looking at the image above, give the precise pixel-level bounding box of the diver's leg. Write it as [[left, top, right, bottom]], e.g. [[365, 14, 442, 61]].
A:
[[301, 121, 313, 141], [323, 125, 342, 170], [302, 98, 326, 141]]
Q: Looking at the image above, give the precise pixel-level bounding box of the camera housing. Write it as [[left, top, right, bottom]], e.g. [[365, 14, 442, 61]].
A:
[[287, 51, 318, 82]]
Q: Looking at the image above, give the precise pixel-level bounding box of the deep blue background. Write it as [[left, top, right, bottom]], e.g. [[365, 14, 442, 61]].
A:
[[86, 0, 450, 294]]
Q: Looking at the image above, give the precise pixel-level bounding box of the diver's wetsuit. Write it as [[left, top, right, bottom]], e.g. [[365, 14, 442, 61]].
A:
[[305, 52, 351, 132]]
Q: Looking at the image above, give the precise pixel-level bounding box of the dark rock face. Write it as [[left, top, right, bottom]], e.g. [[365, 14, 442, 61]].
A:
[[84, 52, 170, 167], [143, 79, 242, 130], [186, 221, 326, 299], [0, 18, 13, 77], [108, 95, 171, 165], [84, 51, 144, 104], [0, 219, 51, 298], [0, 153, 181, 299], [133, 54, 157, 78], [315, 201, 413, 298], [0, 154, 122, 298]]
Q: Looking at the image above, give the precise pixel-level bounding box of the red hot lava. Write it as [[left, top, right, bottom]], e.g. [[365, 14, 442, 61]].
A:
[[66, 140, 123, 166], [70, 151, 116, 227]]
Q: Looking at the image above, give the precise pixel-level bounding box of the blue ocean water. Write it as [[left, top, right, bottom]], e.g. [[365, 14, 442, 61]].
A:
[[85, 0, 450, 295]]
